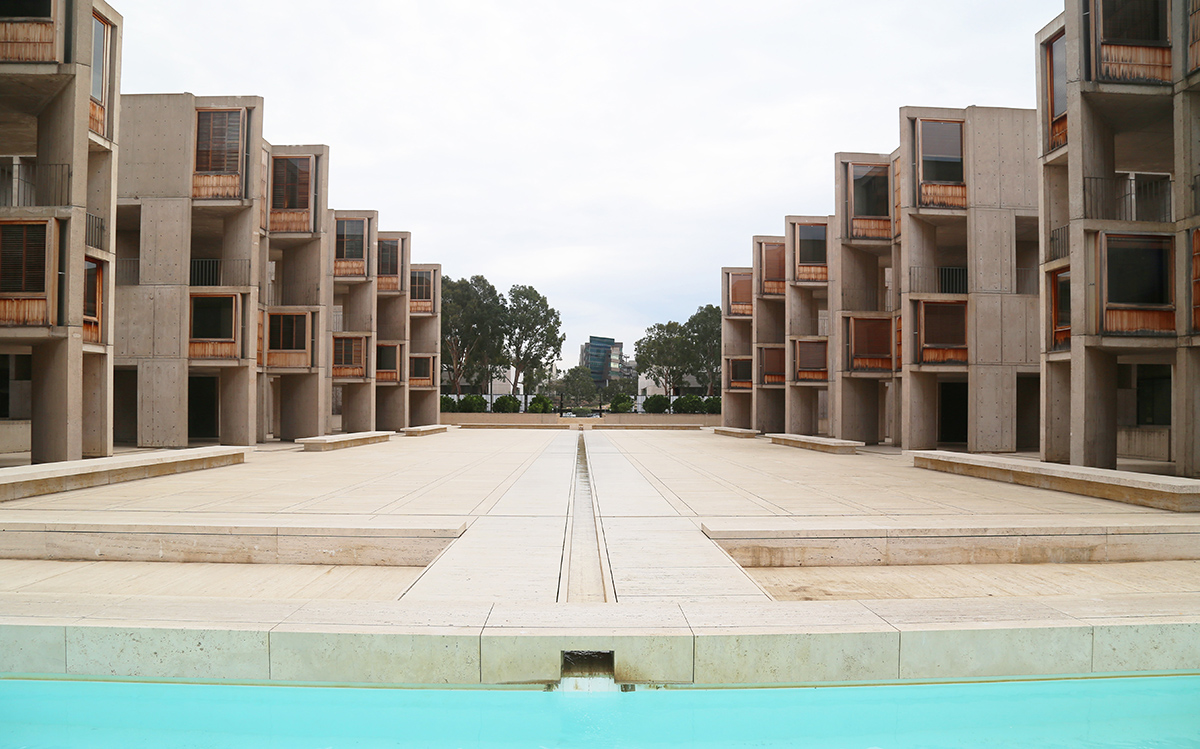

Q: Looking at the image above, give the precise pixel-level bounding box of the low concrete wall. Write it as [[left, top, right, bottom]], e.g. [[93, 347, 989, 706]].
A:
[[443, 413, 720, 427], [1118, 426, 1171, 461], [0, 420, 30, 453]]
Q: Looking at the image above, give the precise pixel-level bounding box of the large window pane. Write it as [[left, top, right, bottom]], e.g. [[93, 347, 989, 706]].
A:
[[761, 243, 784, 282], [1055, 270, 1071, 328], [376, 345, 398, 371], [410, 356, 431, 379], [272, 158, 311, 210], [411, 270, 432, 301], [379, 239, 399, 275], [729, 273, 751, 306], [852, 165, 889, 218], [191, 296, 234, 340], [921, 121, 963, 184], [796, 224, 826, 264], [1107, 235, 1171, 305], [1049, 34, 1067, 120], [196, 110, 242, 174], [336, 219, 365, 260], [730, 359, 751, 382], [91, 16, 106, 102], [923, 302, 967, 347], [852, 318, 892, 357], [1136, 364, 1171, 426], [1, 1, 53, 18], [1102, 0, 1168, 44], [84, 259, 99, 319], [268, 314, 306, 351]]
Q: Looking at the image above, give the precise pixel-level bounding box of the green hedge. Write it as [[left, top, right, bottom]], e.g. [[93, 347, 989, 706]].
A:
[[527, 394, 555, 414], [704, 396, 722, 414], [492, 395, 520, 413], [440, 395, 458, 413], [643, 394, 670, 414], [672, 394, 704, 414], [458, 394, 487, 413]]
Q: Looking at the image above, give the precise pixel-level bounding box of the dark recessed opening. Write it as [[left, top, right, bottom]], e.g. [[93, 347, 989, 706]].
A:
[[561, 650, 614, 678]]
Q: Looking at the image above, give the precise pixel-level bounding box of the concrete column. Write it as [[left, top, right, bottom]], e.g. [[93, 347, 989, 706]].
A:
[[279, 373, 321, 440], [30, 336, 82, 463], [81, 351, 111, 457], [968, 365, 1013, 453], [1073, 346, 1118, 469], [786, 387, 817, 436], [1042, 360, 1071, 462], [255, 372, 269, 442], [1175, 347, 1200, 477], [341, 381, 375, 433], [219, 365, 254, 446], [376, 385, 407, 432], [839, 378, 879, 444], [138, 359, 187, 447], [904, 371, 937, 450]]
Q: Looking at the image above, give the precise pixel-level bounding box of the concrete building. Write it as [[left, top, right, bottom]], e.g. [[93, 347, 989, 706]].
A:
[[0, 0, 122, 462], [578, 335, 622, 390], [407, 262, 441, 427], [1036, 2, 1200, 476], [726, 106, 1041, 452], [114, 93, 438, 447]]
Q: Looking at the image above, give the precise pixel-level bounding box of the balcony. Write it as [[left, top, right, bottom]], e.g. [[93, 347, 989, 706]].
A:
[[728, 273, 752, 315], [1084, 176, 1171, 223], [115, 258, 139, 286], [190, 258, 250, 287], [918, 182, 967, 209], [332, 335, 368, 379], [1048, 225, 1069, 262], [759, 348, 785, 385], [0, 19, 55, 62], [849, 217, 891, 241], [192, 173, 242, 200], [188, 294, 239, 359], [85, 212, 104, 250], [726, 359, 752, 390], [917, 301, 968, 364], [265, 311, 312, 369], [794, 340, 827, 382], [0, 162, 69, 207], [842, 287, 893, 312], [409, 356, 435, 388], [909, 266, 967, 295], [847, 317, 893, 372]]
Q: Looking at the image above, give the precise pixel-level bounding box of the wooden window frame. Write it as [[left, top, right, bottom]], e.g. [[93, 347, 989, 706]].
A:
[[1098, 0, 1170, 47], [90, 13, 109, 105], [195, 109, 244, 175], [268, 313, 307, 352], [0, 221, 48, 296], [728, 272, 752, 313], [410, 269, 433, 301], [1103, 233, 1174, 310], [378, 238, 400, 276], [917, 119, 965, 186], [1051, 268, 1072, 347], [850, 317, 893, 359], [271, 156, 312, 211], [920, 301, 969, 349], [1046, 31, 1068, 145], [376, 344, 399, 372], [760, 241, 785, 291], [83, 257, 101, 323], [189, 294, 237, 342], [409, 355, 432, 380], [333, 336, 365, 368], [850, 163, 891, 219], [336, 218, 366, 260]]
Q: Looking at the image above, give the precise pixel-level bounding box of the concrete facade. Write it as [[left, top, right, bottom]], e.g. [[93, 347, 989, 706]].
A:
[[1036, 3, 1200, 477], [0, 1, 122, 463]]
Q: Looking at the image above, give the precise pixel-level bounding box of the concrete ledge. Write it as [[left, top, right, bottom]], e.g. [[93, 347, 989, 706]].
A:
[[0, 518, 466, 566], [296, 432, 394, 451], [2, 597, 1198, 685], [591, 424, 701, 431], [911, 450, 1200, 512], [456, 424, 569, 430], [403, 425, 448, 437], [0, 447, 253, 504], [767, 433, 863, 455], [714, 427, 759, 439]]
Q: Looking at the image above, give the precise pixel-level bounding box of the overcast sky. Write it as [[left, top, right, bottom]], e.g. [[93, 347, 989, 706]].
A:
[[116, 0, 1063, 368]]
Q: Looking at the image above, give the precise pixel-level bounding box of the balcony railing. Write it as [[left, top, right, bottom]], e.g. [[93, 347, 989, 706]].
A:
[[85, 212, 104, 250], [190, 258, 250, 287], [842, 287, 893, 312], [115, 258, 139, 286], [0, 163, 69, 207], [1048, 225, 1069, 261], [909, 266, 967, 294], [1015, 267, 1038, 295], [1084, 176, 1172, 222], [0, 20, 56, 62], [332, 308, 344, 333]]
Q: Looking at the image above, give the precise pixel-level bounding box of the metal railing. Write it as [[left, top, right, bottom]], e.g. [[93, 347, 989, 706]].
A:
[[85, 212, 104, 250], [0, 162, 69, 206], [332, 307, 344, 332], [909, 266, 967, 294], [115, 258, 139, 286], [1083, 176, 1172, 222], [1048, 225, 1069, 261], [1015, 267, 1038, 295], [816, 313, 830, 337], [841, 287, 894, 312], [190, 258, 250, 287]]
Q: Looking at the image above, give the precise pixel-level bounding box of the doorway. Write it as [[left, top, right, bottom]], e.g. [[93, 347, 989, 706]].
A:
[[188, 376, 219, 441], [938, 380, 968, 445]]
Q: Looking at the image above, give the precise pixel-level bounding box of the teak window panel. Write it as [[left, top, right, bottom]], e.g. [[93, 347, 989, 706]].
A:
[[1047, 32, 1068, 150], [90, 14, 108, 105], [795, 224, 827, 269], [728, 358, 752, 389], [336, 219, 366, 260], [190, 295, 236, 341], [378, 239, 400, 277], [851, 318, 892, 359], [918, 120, 966, 208], [919, 302, 969, 364], [271, 157, 311, 211], [1052, 268, 1072, 348], [1106, 234, 1172, 307], [376, 344, 399, 372], [195, 110, 243, 175], [761, 347, 785, 384], [333, 337, 365, 367], [794, 340, 827, 380], [851, 164, 890, 218], [83, 257, 101, 344], [728, 273, 752, 314], [268, 313, 307, 351], [0, 223, 46, 294], [761, 242, 785, 293]]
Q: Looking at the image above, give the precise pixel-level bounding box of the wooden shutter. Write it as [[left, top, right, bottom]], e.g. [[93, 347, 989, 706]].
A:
[[922, 302, 967, 346], [196, 110, 242, 174], [0, 224, 45, 293], [852, 318, 892, 357], [795, 341, 826, 370]]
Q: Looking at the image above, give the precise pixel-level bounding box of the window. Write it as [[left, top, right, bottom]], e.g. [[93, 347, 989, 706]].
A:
[[271, 157, 311, 210], [795, 341, 827, 370], [922, 302, 967, 347], [1106, 235, 1172, 306], [1053, 269, 1071, 328], [729, 273, 751, 308], [376, 345, 398, 371], [852, 165, 889, 218], [83, 258, 99, 319], [0, 224, 46, 293], [409, 356, 431, 379], [1, 1, 52, 17], [1101, 0, 1168, 45], [379, 239, 399, 276], [411, 269, 432, 301], [336, 219, 365, 260], [1136, 364, 1171, 425], [729, 359, 751, 384], [190, 296, 235, 340], [761, 242, 784, 284], [920, 120, 964, 184], [333, 337, 363, 367], [851, 318, 892, 357], [796, 224, 826, 265], [1047, 33, 1066, 121], [762, 348, 784, 378], [91, 15, 108, 103], [195, 110, 242, 174], [268, 313, 306, 351]]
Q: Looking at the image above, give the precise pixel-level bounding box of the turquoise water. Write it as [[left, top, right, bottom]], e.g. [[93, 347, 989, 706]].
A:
[[1, 674, 1198, 748]]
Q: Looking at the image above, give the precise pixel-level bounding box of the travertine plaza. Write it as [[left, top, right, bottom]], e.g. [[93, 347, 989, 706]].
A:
[[0, 0, 1198, 693]]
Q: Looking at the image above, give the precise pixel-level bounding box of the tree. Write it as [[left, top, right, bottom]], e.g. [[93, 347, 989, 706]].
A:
[[685, 304, 721, 396], [635, 321, 692, 397], [441, 275, 508, 396], [562, 365, 597, 407], [504, 285, 565, 395], [600, 377, 637, 410]]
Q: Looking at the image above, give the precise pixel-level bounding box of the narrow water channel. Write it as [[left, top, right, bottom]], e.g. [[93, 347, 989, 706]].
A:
[[566, 431, 606, 602]]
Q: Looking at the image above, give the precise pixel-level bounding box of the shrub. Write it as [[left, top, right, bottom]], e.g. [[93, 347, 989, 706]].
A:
[[704, 395, 722, 414], [492, 395, 520, 413], [672, 394, 704, 414], [527, 394, 555, 414], [643, 394, 670, 414], [440, 395, 458, 413], [458, 394, 487, 413], [610, 395, 634, 414], [572, 407, 592, 417]]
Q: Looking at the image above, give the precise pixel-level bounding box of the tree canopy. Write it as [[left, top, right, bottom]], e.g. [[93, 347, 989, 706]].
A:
[[562, 365, 596, 407], [634, 304, 722, 396], [505, 284, 565, 395], [441, 275, 508, 396], [686, 304, 721, 396]]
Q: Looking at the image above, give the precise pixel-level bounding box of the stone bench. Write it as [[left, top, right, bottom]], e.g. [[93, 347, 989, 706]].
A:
[[403, 425, 449, 436], [911, 450, 1200, 512], [766, 433, 864, 455], [295, 431, 394, 451], [714, 427, 759, 439], [591, 424, 701, 430], [0, 446, 253, 504]]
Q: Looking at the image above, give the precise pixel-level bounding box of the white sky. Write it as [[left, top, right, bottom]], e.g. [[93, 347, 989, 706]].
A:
[[116, 0, 1063, 367]]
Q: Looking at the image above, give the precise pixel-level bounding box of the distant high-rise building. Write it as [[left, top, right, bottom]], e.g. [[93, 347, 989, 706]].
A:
[[579, 336, 622, 389]]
